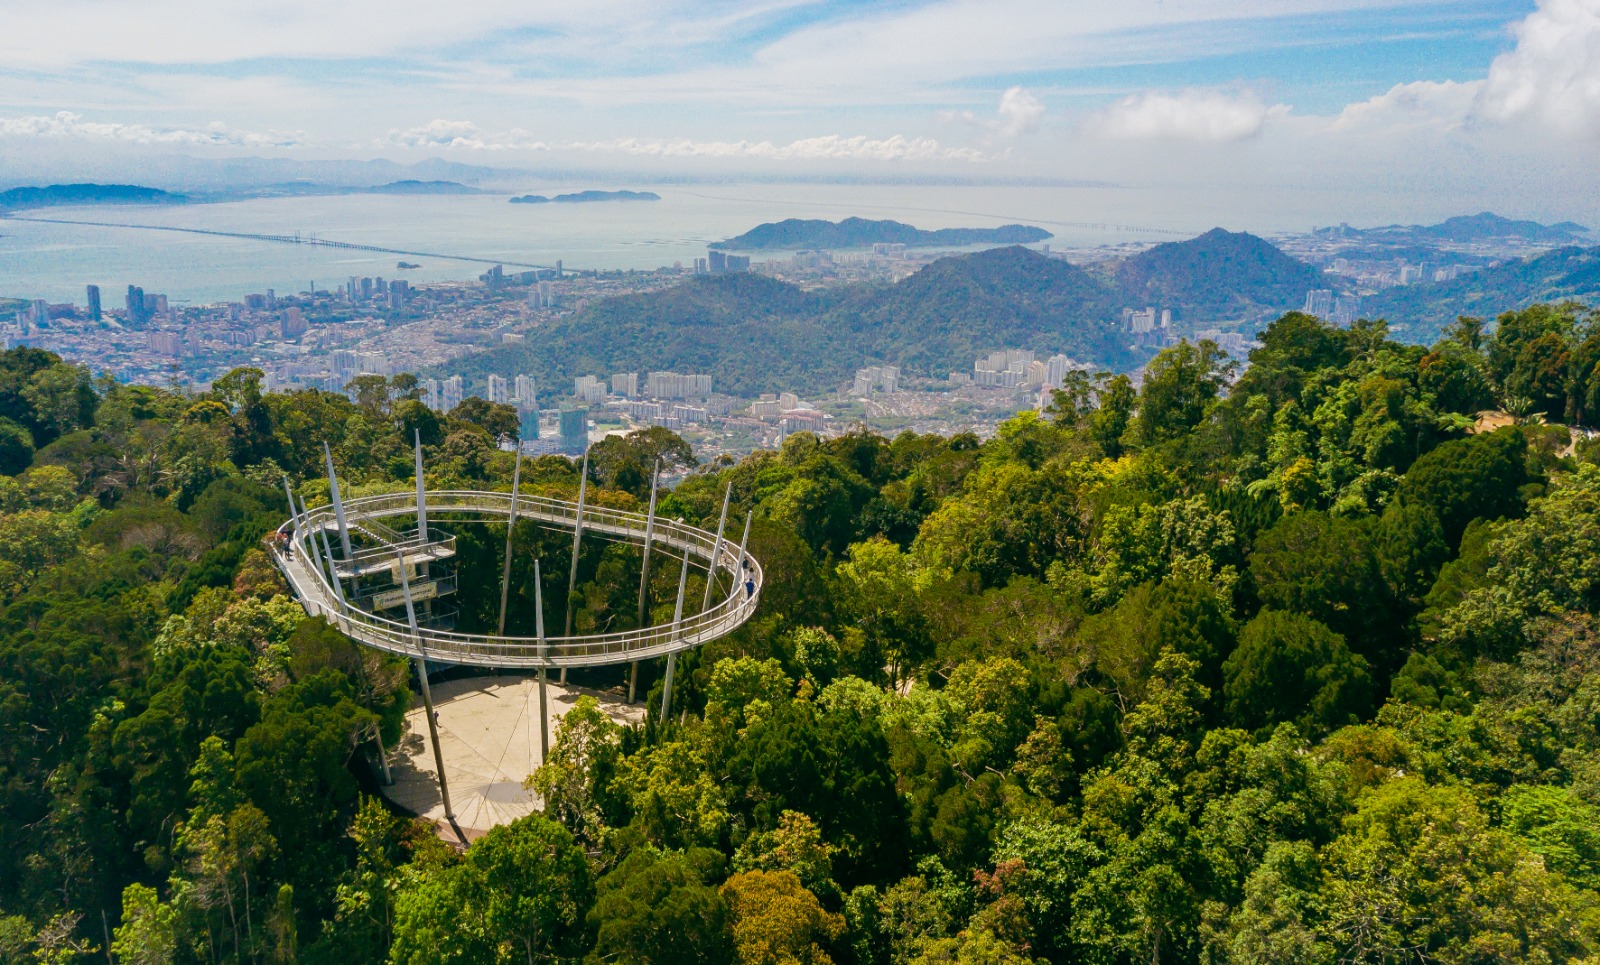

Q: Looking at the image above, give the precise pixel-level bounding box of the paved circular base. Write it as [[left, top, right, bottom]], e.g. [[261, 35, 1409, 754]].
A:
[[382, 674, 645, 838]]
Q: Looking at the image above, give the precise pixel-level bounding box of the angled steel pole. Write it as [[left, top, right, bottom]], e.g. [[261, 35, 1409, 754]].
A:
[[281, 476, 299, 530], [630, 458, 661, 703], [635, 458, 662, 627], [318, 522, 347, 608], [736, 511, 754, 600], [564, 450, 590, 638], [701, 483, 732, 614], [413, 430, 429, 543], [311, 492, 390, 786], [297, 495, 332, 605], [534, 559, 550, 761], [660, 539, 692, 721], [322, 442, 352, 561], [498, 436, 523, 636], [399, 554, 452, 821]]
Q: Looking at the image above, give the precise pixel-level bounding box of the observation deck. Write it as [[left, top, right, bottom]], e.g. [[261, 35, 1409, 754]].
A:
[[271, 489, 763, 670]]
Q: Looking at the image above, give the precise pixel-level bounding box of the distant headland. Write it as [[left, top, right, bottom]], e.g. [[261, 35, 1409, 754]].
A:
[[0, 183, 185, 212], [509, 190, 661, 204], [711, 217, 1053, 251]]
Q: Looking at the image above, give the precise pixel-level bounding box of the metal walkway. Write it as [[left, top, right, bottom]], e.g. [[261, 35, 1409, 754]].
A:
[[271, 489, 762, 670]]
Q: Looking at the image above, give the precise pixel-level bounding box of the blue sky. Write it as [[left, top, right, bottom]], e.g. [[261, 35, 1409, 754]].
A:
[[0, 0, 1596, 219]]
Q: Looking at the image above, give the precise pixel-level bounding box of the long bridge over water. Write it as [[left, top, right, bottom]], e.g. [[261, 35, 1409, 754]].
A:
[[3, 213, 560, 271]]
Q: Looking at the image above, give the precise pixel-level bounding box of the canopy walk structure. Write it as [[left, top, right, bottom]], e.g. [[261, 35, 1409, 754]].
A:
[[268, 438, 761, 826], [273, 487, 762, 669]]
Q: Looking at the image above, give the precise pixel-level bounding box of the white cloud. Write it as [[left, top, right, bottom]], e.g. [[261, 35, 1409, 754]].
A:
[[1086, 89, 1287, 141], [0, 111, 303, 147], [1330, 79, 1480, 132], [996, 86, 1045, 135], [1474, 0, 1600, 137], [387, 119, 547, 151], [566, 134, 991, 162]]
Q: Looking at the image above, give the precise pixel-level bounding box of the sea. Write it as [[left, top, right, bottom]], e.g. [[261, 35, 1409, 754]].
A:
[[0, 180, 1389, 306]]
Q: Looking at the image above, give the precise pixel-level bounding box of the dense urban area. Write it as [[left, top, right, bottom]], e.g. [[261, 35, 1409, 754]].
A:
[[4, 213, 1590, 461]]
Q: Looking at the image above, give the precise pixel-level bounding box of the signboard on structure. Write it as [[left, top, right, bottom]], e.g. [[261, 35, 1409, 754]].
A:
[[373, 580, 439, 611]]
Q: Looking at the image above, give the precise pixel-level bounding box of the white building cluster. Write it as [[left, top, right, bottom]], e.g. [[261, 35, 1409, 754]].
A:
[[851, 365, 901, 395], [963, 349, 1086, 390]]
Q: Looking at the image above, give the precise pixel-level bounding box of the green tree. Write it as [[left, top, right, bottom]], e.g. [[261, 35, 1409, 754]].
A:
[[589, 848, 733, 965], [1222, 610, 1372, 737], [1134, 340, 1234, 446]]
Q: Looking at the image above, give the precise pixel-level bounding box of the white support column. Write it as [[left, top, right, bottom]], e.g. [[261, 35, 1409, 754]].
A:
[[736, 512, 754, 602], [534, 559, 550, 762], [281, 477, 299, 530], [498, 437, 523, 636], [564, 450, 590, 638], [635, 458, 661, 628], [318, 523, 347, 609], [413, 429, 429, 543], [701, 483, 732, 614], [399, 555, 452, 821], [303, 495, 386, 783], [323, 442, 352, 561], [631, 458, 661, 703], [661, 540, 692, 721]]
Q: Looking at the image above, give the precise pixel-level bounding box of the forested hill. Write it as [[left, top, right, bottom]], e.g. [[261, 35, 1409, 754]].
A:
[[711, 217, 1052, 250], [1109, 227, 1330, 322], [469, 273, 858, 396], [840, 244, 1125, 376], [457, 246, 1137, 397], [1366, 244, 1600, 341]]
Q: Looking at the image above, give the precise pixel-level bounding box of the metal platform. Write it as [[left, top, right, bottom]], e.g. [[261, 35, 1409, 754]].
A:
[[271, 488, 762, 670]]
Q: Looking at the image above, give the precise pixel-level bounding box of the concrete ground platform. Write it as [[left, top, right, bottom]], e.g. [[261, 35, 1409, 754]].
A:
[[382, 673, 646, 839]]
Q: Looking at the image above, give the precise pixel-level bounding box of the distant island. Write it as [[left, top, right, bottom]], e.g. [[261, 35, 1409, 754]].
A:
[[510, 190, 661, 204], [1319, 212, 1590, 245], [364, 180, 487, 196], [396, 261, 421, 270], [0, 183, 184, 212], [712, 217, 1052, 251]]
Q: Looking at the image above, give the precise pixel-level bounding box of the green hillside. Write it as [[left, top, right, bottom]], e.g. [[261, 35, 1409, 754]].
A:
[[1111, 227, 1331, 322], [1366, 245, 1600, 340], [455, 247, 1137, 397]]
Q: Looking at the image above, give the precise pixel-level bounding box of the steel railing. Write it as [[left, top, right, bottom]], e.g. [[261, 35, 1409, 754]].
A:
[[271, 490, 761, 669]]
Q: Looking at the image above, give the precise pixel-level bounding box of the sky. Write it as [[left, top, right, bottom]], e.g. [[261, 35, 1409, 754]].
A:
[[1, 0, 1598, 224]]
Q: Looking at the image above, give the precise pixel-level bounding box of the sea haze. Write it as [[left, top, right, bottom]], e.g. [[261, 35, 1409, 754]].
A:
[[1, 179, 1457, 304]]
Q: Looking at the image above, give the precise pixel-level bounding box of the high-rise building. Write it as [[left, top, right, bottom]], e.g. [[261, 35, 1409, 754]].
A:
[[558, 407, 586, 451], [441, 376, 465, 413], [645, 371, 712, 399], [280, 307, 308, 339], [488, 374, 510, 404], [422, 378, 442, 411], [1331, 295, 1362, 326], [573, 375, 606, 404], [1303, 289, 1334, 317], [851, 365, 901, 395], [30, 300, 49, 329], [126, 285, 150, 326], [85, 285, 101, 322], [611, 372, 639, 398], [514, 375, 537, 407]]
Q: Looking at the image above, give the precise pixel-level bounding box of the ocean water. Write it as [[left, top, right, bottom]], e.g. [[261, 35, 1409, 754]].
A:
[[0, 181, 1369, 305]]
